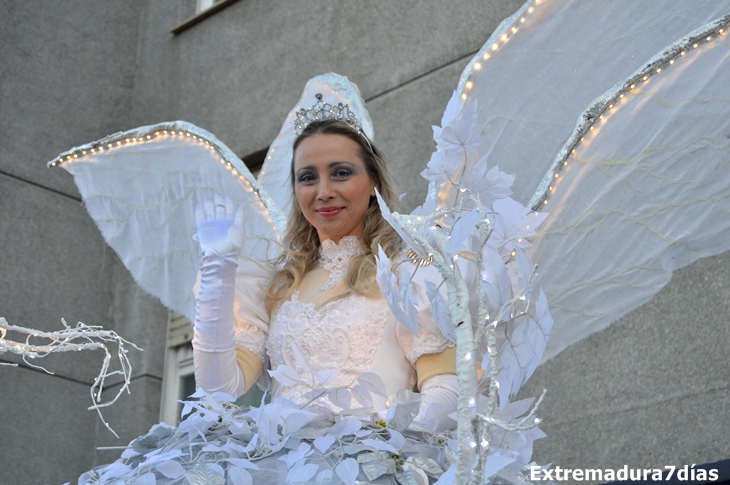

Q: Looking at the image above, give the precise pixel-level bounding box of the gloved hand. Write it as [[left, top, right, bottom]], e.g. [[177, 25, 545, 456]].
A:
[[195, 193, 246, 259], [192, 193, 246, 395], [417, 374, 459, 432]]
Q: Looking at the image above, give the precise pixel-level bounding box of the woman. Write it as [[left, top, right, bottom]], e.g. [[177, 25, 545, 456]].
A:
[[191, 118, 459, 427]]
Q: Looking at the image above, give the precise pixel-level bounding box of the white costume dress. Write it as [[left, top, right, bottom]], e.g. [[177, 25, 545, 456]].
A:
[[212, 235, 455, 412]]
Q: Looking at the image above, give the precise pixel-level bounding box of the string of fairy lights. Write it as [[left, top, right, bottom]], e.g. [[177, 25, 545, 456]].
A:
[[48, 126, 236, 170], [451, 0, 729, 213], [460, 0, 546, 101], [526, 15, 730, 211]]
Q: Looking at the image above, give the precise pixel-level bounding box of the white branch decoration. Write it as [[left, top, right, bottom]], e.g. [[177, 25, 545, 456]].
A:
[[376, 92, 554, 484], [0, 317, 141, 438]]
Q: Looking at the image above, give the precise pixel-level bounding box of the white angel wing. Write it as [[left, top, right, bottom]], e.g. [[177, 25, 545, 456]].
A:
[[257, 73, 374, 217], [434, 0, 730, 362], [50, 122, 283, 321]]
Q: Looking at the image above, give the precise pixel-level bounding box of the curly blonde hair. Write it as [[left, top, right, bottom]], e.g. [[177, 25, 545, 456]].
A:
[[265, 120, 403, 312]]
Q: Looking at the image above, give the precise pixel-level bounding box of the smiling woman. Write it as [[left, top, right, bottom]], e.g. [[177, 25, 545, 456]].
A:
[[293, 132, 377, 243]]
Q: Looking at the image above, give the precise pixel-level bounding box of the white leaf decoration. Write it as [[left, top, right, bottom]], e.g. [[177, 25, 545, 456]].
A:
[[155, 460, 185, 479], [335, 458, 360, 485], [267, 364, 303, 387], [227, 467, 252, 485], [424, 280, 456, 343]]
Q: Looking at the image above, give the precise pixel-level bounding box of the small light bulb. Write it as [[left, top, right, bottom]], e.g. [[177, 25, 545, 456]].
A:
[[108, 143, 112, 148], [681, 51, 686, 56], [267, 155, 272, 160], [481, 439, 489, 447], [534, 418, 541, 424], [528, 6, 534, 13], [511, 27, 517, 33], [590, 126, 594, 131], [99, 147, 104, 151], [520, 17, 525, 22], [147, 135, 151, 139], [468, 398, 476, 406], [117, 141, 121, 146], [543, 199, 548, 205], [186, 133, 190, 137], [670, 59, 675, 65], [554, 173, 559, 178], [155, 132, 160, 136], [474, 62, 482, 70], [466, 81, 473, 89], [563, 161, 568, 166], [491, 43, 498, 51], [526, 225, 530, 229], [164, 130, 168, 134], [483, 53, 490, 60], [511, 250, 516, 257], [91, 148, 95, 153], [581, 136, 585, 141], [470, 441, 477, 448], [693, 43, 698, 48], [619, 94, 624, 98], [126, 138, 130, 143], [171, 131, 176, 135], [73, 154, 78, 158], [656, 68, 661, 73], [82, 150, 87, 155], [461, 93, 467, 100], [501, 34, 507, 42], [706, 36, 711, 41], [609, 104, 614, 109], [630, 84, 635, 89], [642, 75, 648, 81], [465, 352, 472, 360]]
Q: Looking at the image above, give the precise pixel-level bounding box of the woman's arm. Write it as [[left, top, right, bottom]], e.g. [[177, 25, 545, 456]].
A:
[[191, 194, 264, 397]]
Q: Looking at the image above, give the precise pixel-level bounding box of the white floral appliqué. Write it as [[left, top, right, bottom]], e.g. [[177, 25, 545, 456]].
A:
[[318, 236, 364, 291]]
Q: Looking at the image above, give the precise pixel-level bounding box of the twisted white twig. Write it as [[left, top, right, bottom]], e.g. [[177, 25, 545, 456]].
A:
[[0, 317, 141, 438]]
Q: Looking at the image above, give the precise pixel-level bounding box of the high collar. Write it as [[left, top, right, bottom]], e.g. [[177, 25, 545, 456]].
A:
[[318, 236, 365, 264]]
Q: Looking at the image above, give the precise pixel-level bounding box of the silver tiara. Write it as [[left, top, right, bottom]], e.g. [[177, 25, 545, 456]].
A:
[[293, 93, 365, 137]]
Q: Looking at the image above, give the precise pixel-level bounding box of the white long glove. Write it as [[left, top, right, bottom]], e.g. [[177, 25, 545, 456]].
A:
[[417, 374, 459, 432], [192, 194, 247, 397]]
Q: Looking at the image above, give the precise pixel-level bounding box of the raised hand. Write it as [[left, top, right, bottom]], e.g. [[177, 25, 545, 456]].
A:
[[195, 193, 245, 259]]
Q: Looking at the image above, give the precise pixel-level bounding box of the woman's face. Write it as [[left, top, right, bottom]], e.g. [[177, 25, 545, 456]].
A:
[[293, 133, 376, 243]]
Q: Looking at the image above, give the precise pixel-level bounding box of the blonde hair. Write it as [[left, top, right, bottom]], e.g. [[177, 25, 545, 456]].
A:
[[265, 120, 403, 312]]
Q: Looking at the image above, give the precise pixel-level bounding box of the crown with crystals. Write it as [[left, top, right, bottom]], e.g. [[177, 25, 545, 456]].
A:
[[293, 93, 365, 137]]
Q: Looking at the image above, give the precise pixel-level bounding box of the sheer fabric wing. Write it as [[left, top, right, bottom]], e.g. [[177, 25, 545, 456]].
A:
[[529, 24, 730, 361], [50, 121, 283, 321], [428, 0, 730, 362], [427, 0, 730, 207], [257, 73, 374, 218]]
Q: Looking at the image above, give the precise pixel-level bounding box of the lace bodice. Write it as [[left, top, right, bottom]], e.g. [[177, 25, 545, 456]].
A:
[[236, 236, 454, 409], [266, 290, 389, 405]]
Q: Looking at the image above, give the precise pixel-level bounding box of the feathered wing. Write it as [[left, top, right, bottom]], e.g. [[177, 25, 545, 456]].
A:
[[429, 0, 730, 362], [257, 73, 374, 217], [50, 122, 283, 322]]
